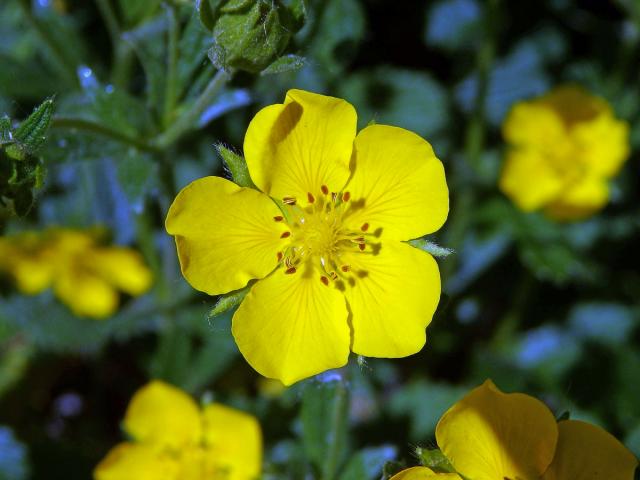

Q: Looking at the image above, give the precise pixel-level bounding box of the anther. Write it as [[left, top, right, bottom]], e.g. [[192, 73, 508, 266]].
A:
[[342, 191, 351, 202], [329, 271, 338, 281], [283, 197, 296, 205], [277, 252, 283, 262], [321, 185, 329, 195], [320, 276, 329, 286], [285, 267, 297, 274], [307, 192, 315, 204], [361, 223, 369, 232], [351, 236, 365, 244], [280, 231, 291, 238], [358, 243, 366, 251], [341, 265, 350, 272], [273, 215, 284, 222]]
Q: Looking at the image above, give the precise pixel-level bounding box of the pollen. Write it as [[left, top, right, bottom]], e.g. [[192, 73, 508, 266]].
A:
[[275, 185, 374, 280]]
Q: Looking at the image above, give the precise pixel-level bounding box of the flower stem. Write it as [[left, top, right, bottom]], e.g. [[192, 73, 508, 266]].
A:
[[321, 373, 350, 480], [154, 70, 230, 149], [442, 0, 499, 285], [51, 117, 158, 153]]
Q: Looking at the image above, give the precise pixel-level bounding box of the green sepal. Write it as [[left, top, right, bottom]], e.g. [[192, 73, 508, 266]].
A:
[[408, 238, 454, 258], [13, 97, 55, 155], [216, 143, 256, 188], [415, 447, 456, 473], [261, 54, 306, 76], [207, 284, 251, 319], [381, 460, 407, 479]]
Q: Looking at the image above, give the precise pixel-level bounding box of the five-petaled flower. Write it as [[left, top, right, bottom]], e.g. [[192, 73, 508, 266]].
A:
[[94, 380, 262, 480], [500, 85, 629, 220], [166, 89, 449, 385], [390, 380, 638, 480], [0, 227, 152, 318]]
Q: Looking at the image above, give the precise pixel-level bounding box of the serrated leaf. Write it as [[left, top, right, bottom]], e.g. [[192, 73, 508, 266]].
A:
[[409, 239, 454, 258], [216, 144, 255, 188], [208, 284, 251, 318], [13, 97, 54, 154], [339, 446, 397, 480], [261, 54, 306, 75]]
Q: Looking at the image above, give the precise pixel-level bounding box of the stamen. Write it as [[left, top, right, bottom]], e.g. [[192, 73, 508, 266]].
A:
[[307, 192, 315, 204], [329, 271, 338, 281], [274, 215, 284, 222], [283, 197, 296, 205], [361, 223, 369, 232], [358, 243, 366, 251], [277, 252, 283, 262], [351, 236, 365, 244], [342, 191, 351, 202], [321, 185, 329, 195], [280, 231, 291, 238], [320, 276, 329, 286], [285, 267, 297, 274], [331, 192, 337, 203], [341, 265, 350, 272]]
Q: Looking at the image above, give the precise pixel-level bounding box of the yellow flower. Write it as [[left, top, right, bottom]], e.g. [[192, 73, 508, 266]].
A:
[[390, 466, 461, 479], [166, 89, 449, 385], [500, 85, 629, 220], [393, 380, 638, 480], [0, 227, 152, 318], [94, 380, 262, 480]]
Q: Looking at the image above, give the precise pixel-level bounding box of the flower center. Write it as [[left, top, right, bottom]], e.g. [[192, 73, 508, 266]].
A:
[[274, 185, 373, 285]]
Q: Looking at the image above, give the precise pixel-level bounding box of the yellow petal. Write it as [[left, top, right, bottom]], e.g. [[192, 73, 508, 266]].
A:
[[390, 467, 461, 480], [499, 147, 565, 212], [166, 176, 286, 295], [503, 101, 566, 149], [54, 269, 118, 319], [89, 247, 153, 296], [11, 257, 55, 295], [543, 420, 639, 480], [435, 379, 558, 480], [123, 381, 201, 448], [232, 262, 350, 385], [571, 114, 629, 178], [545, 175, 609, 221], [94, 442, 179, 480], [342, 125, 448, 241], [340, 241, 440, 358], [244, 89, 356, 201], [541, 85, 611, 126], [201, 403, 262, 480]]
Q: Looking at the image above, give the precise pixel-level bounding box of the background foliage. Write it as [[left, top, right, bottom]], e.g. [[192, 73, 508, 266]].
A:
[[1, 0, 639, 478]]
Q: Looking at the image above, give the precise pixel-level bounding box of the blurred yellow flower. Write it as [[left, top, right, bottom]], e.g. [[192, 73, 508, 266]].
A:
[[166, 89, 449, 385], [392, 380, 638, 480], [94, 380, 262, 480], [390, 466, 460, 479], [500, 85, 629, 220], [0, 227, 152, 318]]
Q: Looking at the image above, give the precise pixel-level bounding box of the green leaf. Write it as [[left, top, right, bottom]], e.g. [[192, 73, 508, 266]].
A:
[[301, 374, 350, 478], [261, 54, 306, 75], [208, 283, 251, 318], [13, 97, 54, 154], [409, 239, 454, 258], [216, 143, 255, 188], [416, 448, 456, 473], [339, 446, 397, 480]]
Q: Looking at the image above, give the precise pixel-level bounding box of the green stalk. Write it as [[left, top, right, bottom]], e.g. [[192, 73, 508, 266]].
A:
[[52, 117, 158, 153], [154, 70, 230, 149], [321, 376, 350, 480], [163, 4, 180, 128], [442, 0, 499, 284]]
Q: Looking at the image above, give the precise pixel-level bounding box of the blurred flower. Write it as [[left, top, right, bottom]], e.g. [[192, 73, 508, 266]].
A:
[[166, 89, 449, 385], [393, 380, 638, 480], [500, 85, 629, 220], [94, 380, 262, 480], [0, 227, 152, 318]]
